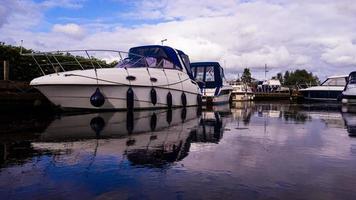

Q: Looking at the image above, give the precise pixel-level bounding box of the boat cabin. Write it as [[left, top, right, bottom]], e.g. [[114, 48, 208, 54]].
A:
[[190, 62, 225, 89]]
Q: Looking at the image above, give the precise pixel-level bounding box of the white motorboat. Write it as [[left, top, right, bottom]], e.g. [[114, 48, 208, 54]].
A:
[[299, 75, 348, 101], [190, 62, 232, 105], [230, 82, 254, 101], [341, 71, 356, 105], [25, 45, 201, 110]]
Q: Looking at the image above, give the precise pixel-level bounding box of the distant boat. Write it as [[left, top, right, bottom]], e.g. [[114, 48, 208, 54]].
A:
[[230, 82, 254, 101], [299, 75, 348, 101], [190, 62, 232, 105], [25, 45, 201, 110], [341, 71, 356, 105]]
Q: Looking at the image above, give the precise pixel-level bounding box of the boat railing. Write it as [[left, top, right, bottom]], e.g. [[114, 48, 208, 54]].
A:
[[20, 48, 151, 76]]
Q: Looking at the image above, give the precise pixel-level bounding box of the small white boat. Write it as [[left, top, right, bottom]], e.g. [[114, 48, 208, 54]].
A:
[[190, 62, 232, 105], [25, 45, 201, 110], [230, 82, 254, 101], [299, 75, 348, 101], [341, 71, 356, 105]]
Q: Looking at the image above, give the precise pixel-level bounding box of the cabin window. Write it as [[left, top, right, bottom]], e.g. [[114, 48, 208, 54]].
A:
[[322, 77, 346, 86], [205, 66, 215, 82], [180, 54, 192, 75], [162, 59, 174, 69], [146, 57, 157, 67], [349, 74, 356, 84], [196, 67, 205, 81]]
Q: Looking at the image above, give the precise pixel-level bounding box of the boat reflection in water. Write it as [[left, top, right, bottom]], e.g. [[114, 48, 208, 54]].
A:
[[341, 105, 356, 136], [32, 107, 232, 169], [32, 107, 202, 167]]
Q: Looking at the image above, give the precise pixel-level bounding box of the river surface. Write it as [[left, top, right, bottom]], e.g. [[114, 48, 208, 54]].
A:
[[1, 102, 356, 200]]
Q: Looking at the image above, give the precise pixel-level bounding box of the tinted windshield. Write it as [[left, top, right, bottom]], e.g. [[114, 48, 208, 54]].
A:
[[195, 67, 205, 82], [205, 66, 215, 82], [116, 57, 175, 69], [321, 77, 347, 86]]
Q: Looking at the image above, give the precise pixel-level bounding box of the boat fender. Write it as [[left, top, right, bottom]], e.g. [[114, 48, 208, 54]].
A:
[[127, 87, 134, 110], [150, 113, 157, 131], [181, 108, 187, 122], [166, 109, 172, 125], [126, 111, 134, 134], [181, 92, 187, 107], [90, 88, 105, 107], [197, 94, 202, 107], [90, 116, 105, 137], [150, 88, 157, 105], [167, 92, 173, 109]]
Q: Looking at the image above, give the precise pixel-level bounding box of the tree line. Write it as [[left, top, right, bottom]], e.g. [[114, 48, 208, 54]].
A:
[[240, 68, 319, 87]]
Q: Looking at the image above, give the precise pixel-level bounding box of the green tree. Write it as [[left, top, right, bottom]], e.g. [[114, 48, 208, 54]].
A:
[[283, 69, 319, 86], [241, 68, 252, 83], [0, 42, 110, 82]]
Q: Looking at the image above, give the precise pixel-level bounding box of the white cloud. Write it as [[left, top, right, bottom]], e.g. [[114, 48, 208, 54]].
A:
[[1, 0, 356, 79], [321, 41, 356, 66], [52, 23, 85, 38]]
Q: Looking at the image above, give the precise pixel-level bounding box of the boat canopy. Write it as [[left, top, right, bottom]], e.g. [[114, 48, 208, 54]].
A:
[[121, 45, 183, 70], [191, 62, 224, 89], [321, 76, 347, 86]]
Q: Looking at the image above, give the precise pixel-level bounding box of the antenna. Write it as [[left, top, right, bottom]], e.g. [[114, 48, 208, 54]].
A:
[[264, 64, 269, 80], [20, 40, 23, 55], [161, 39, 167, 45]]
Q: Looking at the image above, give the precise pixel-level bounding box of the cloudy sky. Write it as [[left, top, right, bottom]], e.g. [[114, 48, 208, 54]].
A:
[[1, 0, 356, 80]]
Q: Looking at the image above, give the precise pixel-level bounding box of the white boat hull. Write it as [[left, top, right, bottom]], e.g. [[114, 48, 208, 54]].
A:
[[31, 68, 201, 110], [231, 92, 254, 101], [202, 87, 232, 105], [35, 85, 199, 110], [299, 86, 345, 101]]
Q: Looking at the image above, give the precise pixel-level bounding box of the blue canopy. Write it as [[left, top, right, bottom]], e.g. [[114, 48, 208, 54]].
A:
[[191, 62, 224, 89], [129, 45, 183, 69]]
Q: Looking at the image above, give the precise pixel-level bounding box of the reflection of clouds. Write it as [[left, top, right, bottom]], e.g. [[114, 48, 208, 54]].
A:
[[183, 103, 356, 195]]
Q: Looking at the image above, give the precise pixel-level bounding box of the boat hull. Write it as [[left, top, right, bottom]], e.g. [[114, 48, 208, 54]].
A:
[[31, 68, 200, 110], [35, 84, 199, 110], [299, 89, 343, 101], [202, 87, 232, 106], [231, 92, 254, 101]]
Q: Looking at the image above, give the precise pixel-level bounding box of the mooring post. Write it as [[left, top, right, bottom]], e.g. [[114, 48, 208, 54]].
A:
[[3, 60, 9, 81]]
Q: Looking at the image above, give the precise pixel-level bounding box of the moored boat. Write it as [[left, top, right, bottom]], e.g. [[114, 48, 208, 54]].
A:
[[299, 75, 348, 101], [190, 62, 232, 105], [341, 71, 356, 105], [25, 45, 201, 110], [230, 82, 254, 101]]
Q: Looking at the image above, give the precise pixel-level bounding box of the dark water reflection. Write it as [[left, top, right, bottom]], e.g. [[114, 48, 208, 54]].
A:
[[1, 102, 356, 199]]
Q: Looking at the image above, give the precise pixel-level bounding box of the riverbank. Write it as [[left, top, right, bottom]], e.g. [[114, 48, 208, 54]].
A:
[[0, 80, 52, 110]]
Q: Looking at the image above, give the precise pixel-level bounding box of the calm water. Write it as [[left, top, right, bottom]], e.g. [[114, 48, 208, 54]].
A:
[[1, 102, 356, 200]]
